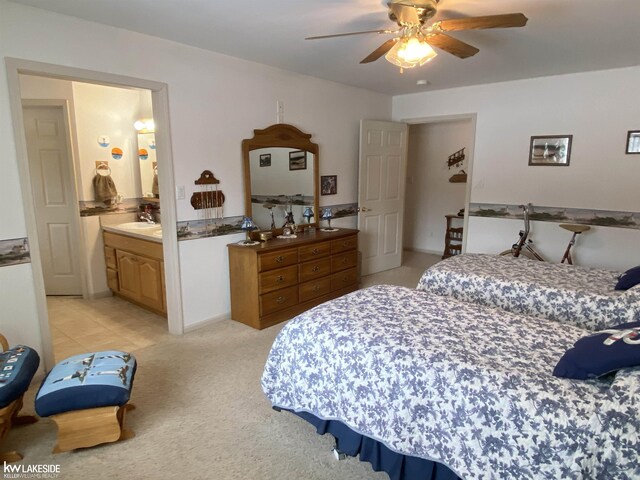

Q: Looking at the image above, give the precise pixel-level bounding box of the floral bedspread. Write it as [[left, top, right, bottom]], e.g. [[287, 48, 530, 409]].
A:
[[262, 285, 640, 480], [417, 254, 639, 330]]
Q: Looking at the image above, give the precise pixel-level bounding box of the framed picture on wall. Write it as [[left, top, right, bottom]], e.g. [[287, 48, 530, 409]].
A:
[[528, 135, 572, 166], [289, 150, 307, 170], [626, 130, 640, 154], [321, 175, 337, 195], [259, 153, 271, 167]]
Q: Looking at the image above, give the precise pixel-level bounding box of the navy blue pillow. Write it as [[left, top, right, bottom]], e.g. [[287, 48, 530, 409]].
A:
[[615, 266, 640, 291], [554, 322, 640, 379]]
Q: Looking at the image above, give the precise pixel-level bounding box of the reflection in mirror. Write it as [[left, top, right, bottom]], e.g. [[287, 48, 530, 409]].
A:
[[242, 124, 319, 233], [249, 147, 314, 231], [137, 132, 158, 198]]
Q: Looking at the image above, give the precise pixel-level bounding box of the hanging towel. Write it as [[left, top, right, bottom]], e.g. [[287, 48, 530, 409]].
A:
[[93, 174, 118, 205], [152, 172, 159, 197]]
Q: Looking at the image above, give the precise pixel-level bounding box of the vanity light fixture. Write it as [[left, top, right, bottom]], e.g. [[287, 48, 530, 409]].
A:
[[134, 118, 155, 133]]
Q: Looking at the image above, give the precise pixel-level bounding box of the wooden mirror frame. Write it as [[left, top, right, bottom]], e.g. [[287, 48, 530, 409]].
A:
[[242, 123, 319, 231]]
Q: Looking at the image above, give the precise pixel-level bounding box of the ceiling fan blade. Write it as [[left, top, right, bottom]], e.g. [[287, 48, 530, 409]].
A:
[[388, 2, 421, 25], [360, 38, 399, 64], [306, 29, 396, 40], [427, 33, 479, 59], [437, 13, 528, 32]]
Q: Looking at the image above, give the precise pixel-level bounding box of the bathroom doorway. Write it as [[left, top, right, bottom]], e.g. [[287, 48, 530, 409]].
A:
[[7, 58, 183, 370], [20, 75, 170, 362]]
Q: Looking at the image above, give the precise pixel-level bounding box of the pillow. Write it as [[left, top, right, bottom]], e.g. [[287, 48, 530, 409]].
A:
[[615, 266, 640, 291], [554, 322, 640, 379]]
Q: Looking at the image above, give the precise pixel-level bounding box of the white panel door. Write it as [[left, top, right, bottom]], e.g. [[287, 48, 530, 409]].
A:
[[23, 105, 82, 295], [358, 120, 408, 275]]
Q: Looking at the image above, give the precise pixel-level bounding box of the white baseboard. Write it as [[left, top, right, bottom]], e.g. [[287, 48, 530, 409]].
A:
[[183, 311, 230, 333]]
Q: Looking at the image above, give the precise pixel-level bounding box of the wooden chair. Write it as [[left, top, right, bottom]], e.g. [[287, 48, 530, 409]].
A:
[[0, 334, 39, 462]]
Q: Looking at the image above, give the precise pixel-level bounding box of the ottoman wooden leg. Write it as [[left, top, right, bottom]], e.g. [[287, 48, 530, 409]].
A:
[[51, 403, 135, 453]]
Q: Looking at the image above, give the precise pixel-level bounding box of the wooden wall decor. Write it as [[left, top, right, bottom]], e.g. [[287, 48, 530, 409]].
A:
[[447, 148, 465, 169], [449, 170, 467, 183], [190, 170, 225, 214]]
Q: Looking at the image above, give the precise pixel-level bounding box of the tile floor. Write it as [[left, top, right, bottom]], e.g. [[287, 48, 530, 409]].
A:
[[47, 295, 170, 363], [46, 250, 440, 362]]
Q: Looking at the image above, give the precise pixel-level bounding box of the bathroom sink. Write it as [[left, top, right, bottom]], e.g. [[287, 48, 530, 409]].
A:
[[116, 222, 159, 230]]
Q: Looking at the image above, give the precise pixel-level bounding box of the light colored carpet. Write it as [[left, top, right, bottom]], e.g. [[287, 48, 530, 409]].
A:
[[8, 251, 441, 480]]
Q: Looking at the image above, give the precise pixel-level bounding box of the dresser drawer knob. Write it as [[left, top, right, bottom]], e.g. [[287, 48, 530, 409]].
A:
[[312, 248, 319, 255], [343, 241, 350, 247], [312, 266, 320, 272], [277, 275, 284, 282], [313, 284, 321, 292], [276, 296, 286, 304], [275, 256, 284, 263], [341, 257, 348, 264]]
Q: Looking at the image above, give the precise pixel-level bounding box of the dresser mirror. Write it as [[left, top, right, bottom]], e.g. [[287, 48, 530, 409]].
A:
[[242, 124, 319, 231]]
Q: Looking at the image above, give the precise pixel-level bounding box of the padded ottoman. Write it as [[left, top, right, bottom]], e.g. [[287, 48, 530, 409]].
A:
[[0, 335, 40, 462], [35, 350, 137, 453]]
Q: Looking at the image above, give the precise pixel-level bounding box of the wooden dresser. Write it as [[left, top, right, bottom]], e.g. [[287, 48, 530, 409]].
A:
[[228, 228, 358, 329]]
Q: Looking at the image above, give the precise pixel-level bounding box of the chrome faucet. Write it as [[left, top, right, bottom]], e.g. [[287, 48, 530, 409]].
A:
[[139, 208, 156, 224]]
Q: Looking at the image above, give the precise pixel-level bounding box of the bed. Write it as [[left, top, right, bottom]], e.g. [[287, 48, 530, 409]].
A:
[[262, 285, 640, 480], [416, 253, 640, 330]]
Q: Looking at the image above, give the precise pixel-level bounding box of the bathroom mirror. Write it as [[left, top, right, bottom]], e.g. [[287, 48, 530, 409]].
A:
[[137, 132, 158, 199], [242, 124, 319, 231]]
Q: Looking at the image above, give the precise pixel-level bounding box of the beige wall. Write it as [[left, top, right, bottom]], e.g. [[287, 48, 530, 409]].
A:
[[0, 0, 391, 351]]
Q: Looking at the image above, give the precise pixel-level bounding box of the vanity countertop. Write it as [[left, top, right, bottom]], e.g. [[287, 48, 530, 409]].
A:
[[102, 223, 163, 243]]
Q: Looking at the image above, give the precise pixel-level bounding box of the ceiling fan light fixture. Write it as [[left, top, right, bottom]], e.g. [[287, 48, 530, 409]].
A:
[[385, 35, 437, 70]]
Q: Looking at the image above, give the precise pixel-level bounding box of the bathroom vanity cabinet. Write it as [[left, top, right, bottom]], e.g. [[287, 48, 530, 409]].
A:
[[103, 231, 166, 316]]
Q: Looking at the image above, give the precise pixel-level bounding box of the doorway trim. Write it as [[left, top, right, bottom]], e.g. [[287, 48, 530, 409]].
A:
[[6, 58, 184, 370], [401, 113, 477, 253]]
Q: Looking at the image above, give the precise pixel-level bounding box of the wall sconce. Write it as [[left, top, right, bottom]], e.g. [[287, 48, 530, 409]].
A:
[[134, 119, 155, 133]]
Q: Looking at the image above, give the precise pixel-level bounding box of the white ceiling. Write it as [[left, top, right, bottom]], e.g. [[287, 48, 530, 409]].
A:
[[9, 0, 640, 95]]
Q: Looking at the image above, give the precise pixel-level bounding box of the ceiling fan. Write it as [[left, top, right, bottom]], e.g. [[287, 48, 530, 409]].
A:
[[305, 0, 528, 71]]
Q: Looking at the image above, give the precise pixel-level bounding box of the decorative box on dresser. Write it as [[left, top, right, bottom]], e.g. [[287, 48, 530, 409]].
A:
[[228, 228, 358, 329]]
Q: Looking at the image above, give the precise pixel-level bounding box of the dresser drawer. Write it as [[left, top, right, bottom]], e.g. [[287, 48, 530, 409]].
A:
[[331, 267, 358, 291], [104, 246, 117, 269], [299, 241, 331, 262], [331, 235, 357, 254], [260, 286, 299, 316], [258, 248, 298, 272], [299, 258, 331, 283], [259, 265, 298, 294], [299, 278, 332, 302], [331, 250, 358, 273]]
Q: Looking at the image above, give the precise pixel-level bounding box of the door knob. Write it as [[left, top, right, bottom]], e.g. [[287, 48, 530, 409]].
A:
[[358, 206, 371, 212]]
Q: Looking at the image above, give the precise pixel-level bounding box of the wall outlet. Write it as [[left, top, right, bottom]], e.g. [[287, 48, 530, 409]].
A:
[[176, 185, 185, 200]]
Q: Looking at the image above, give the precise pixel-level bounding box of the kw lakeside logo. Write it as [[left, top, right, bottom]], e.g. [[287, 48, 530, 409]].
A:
[[2, 461, 60, 478]]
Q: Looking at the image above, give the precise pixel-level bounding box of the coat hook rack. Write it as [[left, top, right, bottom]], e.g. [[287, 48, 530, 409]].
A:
[[190, 170, 225, 231], [447, 148, 465, 169]]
